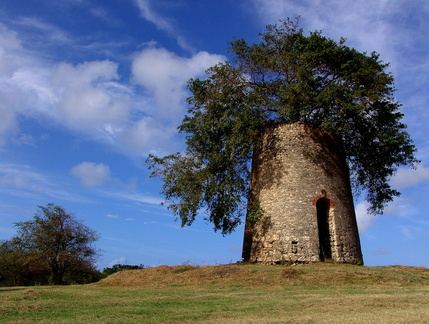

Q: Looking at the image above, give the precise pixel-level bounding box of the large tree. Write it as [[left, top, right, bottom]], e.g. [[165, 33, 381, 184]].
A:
[[148, 18, 418, 235], [9, 204, 99, 285]]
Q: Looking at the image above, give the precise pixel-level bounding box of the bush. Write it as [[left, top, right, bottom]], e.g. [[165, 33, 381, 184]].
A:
[[102, 264, 144, 277]]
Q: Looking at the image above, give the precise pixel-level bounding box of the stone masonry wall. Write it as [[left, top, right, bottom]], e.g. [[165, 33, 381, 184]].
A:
[[242, 123, 363, 264]]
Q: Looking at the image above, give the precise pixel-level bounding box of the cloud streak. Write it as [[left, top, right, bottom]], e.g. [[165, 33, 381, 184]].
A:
[[133, 0, 193, 52]]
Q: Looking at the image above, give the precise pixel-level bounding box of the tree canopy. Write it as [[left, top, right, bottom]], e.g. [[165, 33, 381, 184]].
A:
[[148, 18, 418, 235], [1, 204, 100, 285]]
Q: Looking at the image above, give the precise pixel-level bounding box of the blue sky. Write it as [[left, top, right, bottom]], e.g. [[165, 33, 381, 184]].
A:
[[1, 0, 428, 269]]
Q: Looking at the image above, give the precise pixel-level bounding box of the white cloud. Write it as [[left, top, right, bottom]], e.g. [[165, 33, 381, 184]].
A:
[[0, 23, 133, 147], [390, 165, 429, 189], [355, 201, 378, 233], [126, 47, 224, 155], [70, 162, 111, 187], [0, 24, 21, 76], [132, 47, 224, 114], [119, 116, 178, 156], [0, 23, 21, 51], [0, 24, 29, 143], [0, 22, 224, 156], [51, 60, 132, 137], [0, 26, 61, 142]]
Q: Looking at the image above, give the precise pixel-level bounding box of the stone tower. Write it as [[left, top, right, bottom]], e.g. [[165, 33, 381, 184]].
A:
[[242, 123, 363, 264]]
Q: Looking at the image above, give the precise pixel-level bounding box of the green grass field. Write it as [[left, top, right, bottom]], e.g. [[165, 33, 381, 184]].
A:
[[1, 263, 429, 323]]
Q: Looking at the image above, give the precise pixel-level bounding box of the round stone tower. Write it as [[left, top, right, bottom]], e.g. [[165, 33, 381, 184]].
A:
[[242, 123, 363, 264]]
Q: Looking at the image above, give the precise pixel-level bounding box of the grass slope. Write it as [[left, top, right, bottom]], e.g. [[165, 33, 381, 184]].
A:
[[1, 263, 429, 323]]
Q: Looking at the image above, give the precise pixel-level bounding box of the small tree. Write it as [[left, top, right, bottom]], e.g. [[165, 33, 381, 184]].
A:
[[148, 18, 418, 235], [12, 204, 99, 285]]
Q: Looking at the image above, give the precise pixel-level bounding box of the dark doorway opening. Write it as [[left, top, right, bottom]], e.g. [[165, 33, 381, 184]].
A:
[[316, 198, 332, 261]]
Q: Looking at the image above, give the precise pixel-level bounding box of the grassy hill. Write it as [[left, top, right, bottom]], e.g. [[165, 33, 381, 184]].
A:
[[2, 263, 429, 323], [96, 262, 429, 288]]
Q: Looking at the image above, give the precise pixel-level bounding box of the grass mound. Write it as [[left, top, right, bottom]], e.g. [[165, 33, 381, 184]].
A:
[[95, 262, 429, 288], [3, 263, 429, 323]]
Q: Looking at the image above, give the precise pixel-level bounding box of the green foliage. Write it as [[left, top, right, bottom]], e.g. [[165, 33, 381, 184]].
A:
[[0, 204, 100, 286], [102, 264, 144, 277], [0, 239, 50, 286], [148, 17, 418, 234], [62, 261, 103, 284], [246, 200, 264, 226]]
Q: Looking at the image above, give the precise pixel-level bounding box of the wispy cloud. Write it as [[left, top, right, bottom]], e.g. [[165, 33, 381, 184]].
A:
[[134, 0, 173, 32], [112, 191, 164, 206], [0, 164, 48, 193], [133, 0, 193, 52], [0, 163, 92, 203], [13, 17, 71, 44]]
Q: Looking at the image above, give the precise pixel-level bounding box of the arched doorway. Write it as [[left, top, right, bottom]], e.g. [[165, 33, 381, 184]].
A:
[[316, 198, 332, 261]]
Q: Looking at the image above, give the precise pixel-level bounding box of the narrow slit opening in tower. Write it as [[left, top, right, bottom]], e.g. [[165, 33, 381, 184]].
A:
[[316, 198, 332, 261]]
